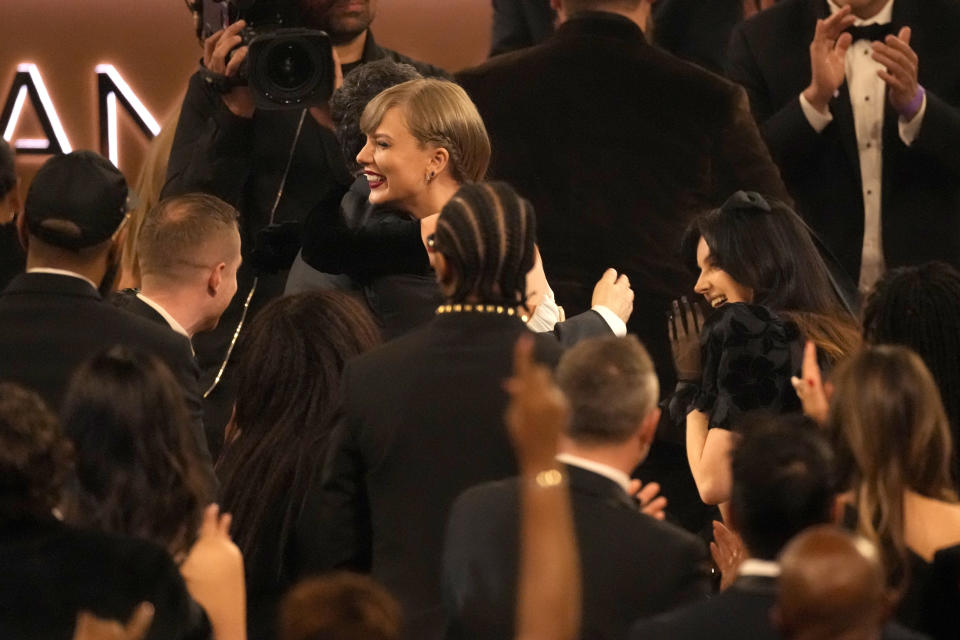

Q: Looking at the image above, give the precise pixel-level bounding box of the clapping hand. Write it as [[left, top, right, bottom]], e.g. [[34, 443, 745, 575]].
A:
[[629, 479, 667, 520], [505, 335, 570, 474], [668, 297, 705, 383], [73, 604, 154, 640], [803, 5, 857, 113], [710, 520, 746, 591], [872, 27, 922, 120]]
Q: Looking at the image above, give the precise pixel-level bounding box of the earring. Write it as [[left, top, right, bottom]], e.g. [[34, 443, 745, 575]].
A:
[[426, 170, 435, 183]]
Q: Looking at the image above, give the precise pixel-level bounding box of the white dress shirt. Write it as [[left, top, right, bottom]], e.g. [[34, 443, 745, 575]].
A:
[[737, 558, 781, 578], [798, 0, 927, 293], [555, 452, 633, 495], [527, 284, 628, 337], [135, 292, 191, 339], [26, 267, 98, 290]]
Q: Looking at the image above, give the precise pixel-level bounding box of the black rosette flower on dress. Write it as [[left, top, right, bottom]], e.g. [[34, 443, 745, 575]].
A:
[[691, 303, 803, 431]]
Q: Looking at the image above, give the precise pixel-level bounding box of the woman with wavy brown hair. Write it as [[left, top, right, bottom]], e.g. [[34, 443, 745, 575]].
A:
[[828, 345, 960, 639]]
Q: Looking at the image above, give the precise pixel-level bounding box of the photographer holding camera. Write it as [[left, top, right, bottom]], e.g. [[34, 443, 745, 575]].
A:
[[163, 0, 446, 451]]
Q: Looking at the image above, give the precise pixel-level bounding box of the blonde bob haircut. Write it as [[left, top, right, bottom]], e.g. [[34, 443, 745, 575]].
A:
[[359, 78, 491, 183]]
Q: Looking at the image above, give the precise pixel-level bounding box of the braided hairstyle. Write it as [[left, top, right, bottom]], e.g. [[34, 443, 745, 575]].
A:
[[862, 261, 960, 480], [434, 181, 536, 308]]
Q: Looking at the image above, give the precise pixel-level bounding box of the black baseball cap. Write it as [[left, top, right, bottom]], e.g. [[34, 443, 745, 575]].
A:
[[24, 151, 129, 250]]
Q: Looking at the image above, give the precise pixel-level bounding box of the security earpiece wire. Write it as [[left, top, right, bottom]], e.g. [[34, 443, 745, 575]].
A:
[[204, 107, 307, 398]]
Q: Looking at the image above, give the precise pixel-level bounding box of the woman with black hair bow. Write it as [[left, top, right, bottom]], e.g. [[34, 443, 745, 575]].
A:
[[670, 191, 860, 510]]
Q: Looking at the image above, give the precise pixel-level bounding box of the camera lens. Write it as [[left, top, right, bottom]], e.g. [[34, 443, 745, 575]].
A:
[[248, 29, 335, 108], [265, 42, 313, 91]]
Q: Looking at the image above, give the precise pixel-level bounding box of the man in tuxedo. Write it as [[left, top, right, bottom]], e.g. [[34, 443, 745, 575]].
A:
[[114, 193, 241, 340], [0, 151, 214, 484], [442, 335, 711, 640], [629, 416, 922, 640], [726, 0, 960, 295]]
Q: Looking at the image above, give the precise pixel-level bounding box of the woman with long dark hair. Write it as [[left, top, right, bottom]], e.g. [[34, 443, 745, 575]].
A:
[[60, 346, 211, 560], [672, 191, 859, 507], [216, 291, 381, 639]]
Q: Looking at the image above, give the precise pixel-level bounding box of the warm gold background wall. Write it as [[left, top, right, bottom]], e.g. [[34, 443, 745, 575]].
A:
[[0, 0, 492, 191]]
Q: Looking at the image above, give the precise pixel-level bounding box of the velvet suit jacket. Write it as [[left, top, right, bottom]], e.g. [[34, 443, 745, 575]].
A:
[[442, 464, 712, 640], [489, 0, 556, 57], [0, 273, 215, 489], [726, 0, 960, 282], [457, 11, 789, 391], [302, 312, 562, 640]]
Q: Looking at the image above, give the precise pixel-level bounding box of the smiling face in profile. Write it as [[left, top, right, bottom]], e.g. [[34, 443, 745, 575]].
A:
[[356, 106, 439, 214], [694, 236, 754, 309]]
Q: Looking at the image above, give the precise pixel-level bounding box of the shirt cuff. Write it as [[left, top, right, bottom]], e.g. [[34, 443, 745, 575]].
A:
[[799, 93, 833, 133], [898, 92, 927, 146], [591, 305, 627, 337], [526, 285, 561, 333]]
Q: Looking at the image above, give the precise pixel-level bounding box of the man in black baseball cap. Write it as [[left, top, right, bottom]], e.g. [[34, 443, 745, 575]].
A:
[[0, 151, 215, 491]]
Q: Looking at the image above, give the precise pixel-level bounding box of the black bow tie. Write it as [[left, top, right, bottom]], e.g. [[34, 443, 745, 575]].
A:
[[845, 22, 896, 42]]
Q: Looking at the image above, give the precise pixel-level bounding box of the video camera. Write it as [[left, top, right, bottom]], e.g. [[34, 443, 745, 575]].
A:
[[200, 0, 335, 110]]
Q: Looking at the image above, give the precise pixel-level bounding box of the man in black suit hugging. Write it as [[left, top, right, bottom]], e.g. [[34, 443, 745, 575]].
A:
[[0, 151, 215, 486], [443, 335, 711, 640]]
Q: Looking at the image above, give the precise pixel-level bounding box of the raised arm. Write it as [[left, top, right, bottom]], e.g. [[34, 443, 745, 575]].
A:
[[506, 335, 580, 640]]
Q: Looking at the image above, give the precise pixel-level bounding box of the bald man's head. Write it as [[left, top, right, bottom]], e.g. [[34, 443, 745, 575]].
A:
[[774, 526, 890, 640]]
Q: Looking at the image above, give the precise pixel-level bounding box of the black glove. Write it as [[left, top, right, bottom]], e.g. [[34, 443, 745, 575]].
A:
[[668, 296, 705, 383], [248, 222, 302, 274]]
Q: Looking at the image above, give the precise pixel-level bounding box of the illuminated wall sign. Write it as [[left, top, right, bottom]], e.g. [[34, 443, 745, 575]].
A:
[[1, 63, 158, 165], [96, 64, 160, 166], [0, 63, 72, 154]]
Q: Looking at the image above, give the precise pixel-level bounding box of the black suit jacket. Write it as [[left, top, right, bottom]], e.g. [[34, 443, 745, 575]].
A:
[[443, 464, 712, 640], [489, 0, 556, 57], [110, 290, 222, 463], [111, 290, 168, 326], [726, 0, 960, 282], [303, 312, 563, 640], [0, 516, 209, 640], [0, 274, 214, 487], [629, 574, 930, 640], [457, 11, 789, 391]]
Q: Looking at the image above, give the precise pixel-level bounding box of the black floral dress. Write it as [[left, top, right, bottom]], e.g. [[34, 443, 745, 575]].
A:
[[676, 303, 804, 432]]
